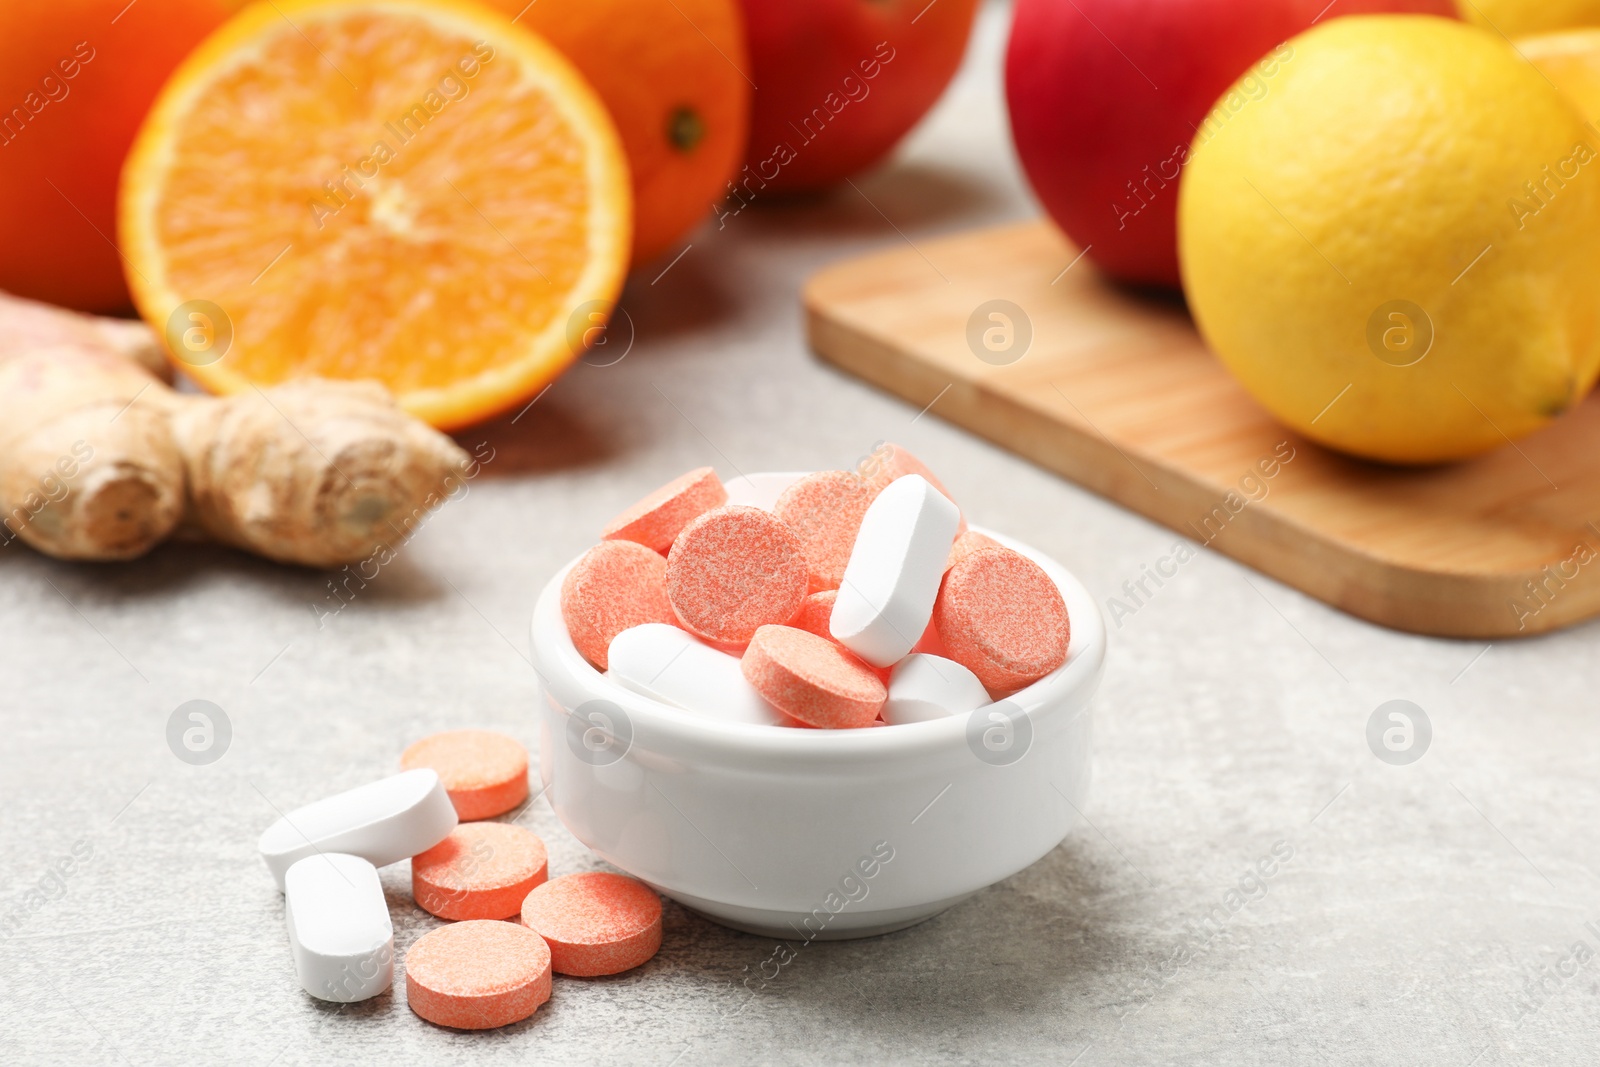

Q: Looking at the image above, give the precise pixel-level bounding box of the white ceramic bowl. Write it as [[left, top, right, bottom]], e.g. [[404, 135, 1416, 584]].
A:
[[529, 522, 1105, 940]]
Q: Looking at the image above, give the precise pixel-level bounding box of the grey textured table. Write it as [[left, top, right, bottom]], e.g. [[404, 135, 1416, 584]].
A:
[[4, 5, 1596, 1064]]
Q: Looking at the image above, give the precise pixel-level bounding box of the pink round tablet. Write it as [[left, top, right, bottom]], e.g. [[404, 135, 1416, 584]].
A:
[[562, 540, 677, 671], [412, 822, 549, 921], [933, 546, 1069, 693], [773, 470, 879, 592], [947, 530, 1001, 571], [602, 466, 727, 554], [666, 506, 808, 648], [405, 920, 552, 1030], [791, 589, 839, 644], [740, 624, 885, 729], [520, 871, 663, 977], [862, 443, 966, 533], [401, 729, 529, 821]]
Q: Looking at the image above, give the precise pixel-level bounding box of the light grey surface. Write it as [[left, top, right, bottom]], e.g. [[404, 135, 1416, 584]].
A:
[[4, 4, 1598, 1064]]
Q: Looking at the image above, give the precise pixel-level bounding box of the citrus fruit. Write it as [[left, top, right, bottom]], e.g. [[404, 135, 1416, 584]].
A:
[[1518, 29, 1600, 121], [119, 0, 631, 430], [484, 0, 749, 265], [0, 0, 232, 312], [1178, 15, 1600, 464], [1461, 0, 1600, 37]]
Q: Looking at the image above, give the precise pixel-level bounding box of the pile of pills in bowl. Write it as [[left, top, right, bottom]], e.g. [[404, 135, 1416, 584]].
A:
[[561, 444, 1071, 729], [258, 729, 662, 1028]]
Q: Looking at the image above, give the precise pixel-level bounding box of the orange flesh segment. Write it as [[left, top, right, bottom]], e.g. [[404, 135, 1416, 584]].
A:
[[123, 0, 629, 428]]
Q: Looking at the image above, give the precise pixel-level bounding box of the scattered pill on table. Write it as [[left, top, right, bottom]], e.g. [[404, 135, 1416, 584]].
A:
[[411, 822, 549, 921], [773, 469, 880, 592], [401, 729, 529, 821], [608, 623, 783, 725], [934, 546, 1070, 693], [884, 654, 992, 725], [741, 624, 886, 729], [666, 505, 808, 647], [520, 871, 664, 977], [405, 920, 553, 1030], [258, 769, 458, 890], [602, 466, 728, 554], [284, 853, 393, 1003], [562, 539, 677, 671], [831, 475, 962, 667]]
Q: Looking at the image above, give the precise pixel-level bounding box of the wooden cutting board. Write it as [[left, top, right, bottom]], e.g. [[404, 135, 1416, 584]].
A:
[[804, 219, 1600, 639]]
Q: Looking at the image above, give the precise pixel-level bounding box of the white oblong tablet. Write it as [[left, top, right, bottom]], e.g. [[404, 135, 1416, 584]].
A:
[[607, 623, 783, 726], [885, 654, 991, 725], [284, 853, 393, 1002], [258, 769, 458, 890], [721, 471, 810, 511], [830, 475, 961, 667]]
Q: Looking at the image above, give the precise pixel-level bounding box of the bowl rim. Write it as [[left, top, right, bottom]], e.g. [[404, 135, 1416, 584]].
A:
[[530, 521, 1105, 763]]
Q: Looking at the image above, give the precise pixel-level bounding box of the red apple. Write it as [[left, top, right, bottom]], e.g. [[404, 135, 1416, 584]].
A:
[[737, 0, 981, 194], [1005, 0, 1459, 289]]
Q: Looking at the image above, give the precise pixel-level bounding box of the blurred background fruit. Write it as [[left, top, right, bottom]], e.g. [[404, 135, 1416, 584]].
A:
[[1518, 29, 1600, 121], [0, 0, 232, 312], [737, 0, 980, 194], [1005, 0, 1458, 290], [1179, 15, 1600, 464], [1460, 0, 1600, 36], [485, 0, 749, 265], [120, 0, 631, 430]]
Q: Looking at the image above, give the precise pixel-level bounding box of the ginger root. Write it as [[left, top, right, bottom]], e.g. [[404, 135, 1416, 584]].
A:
[[0, 292, 471, 567]]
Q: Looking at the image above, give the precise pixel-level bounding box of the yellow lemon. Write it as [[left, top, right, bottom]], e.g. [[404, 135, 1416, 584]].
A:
[[1460, 0, 1600, 37], [1517, 29, 1600, 122], [1178, 15, 1600, 464]]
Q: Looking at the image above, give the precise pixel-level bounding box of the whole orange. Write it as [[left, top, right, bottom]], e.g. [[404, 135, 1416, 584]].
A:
[[482, 0, 750, 265], [0, 0, 232, 311]]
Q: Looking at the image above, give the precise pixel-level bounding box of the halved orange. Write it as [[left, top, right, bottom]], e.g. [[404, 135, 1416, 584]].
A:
[[119, 0, 631, 430]]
